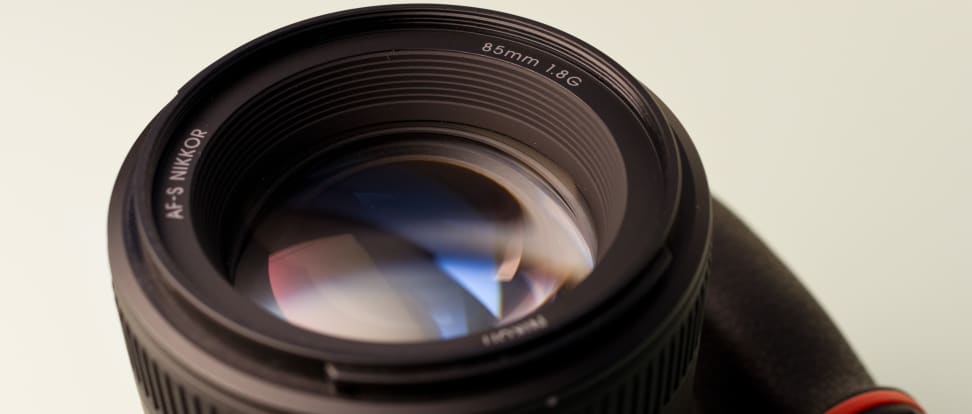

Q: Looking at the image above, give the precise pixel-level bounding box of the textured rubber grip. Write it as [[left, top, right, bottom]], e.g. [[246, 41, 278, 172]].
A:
[[694, 200, 878, 413]]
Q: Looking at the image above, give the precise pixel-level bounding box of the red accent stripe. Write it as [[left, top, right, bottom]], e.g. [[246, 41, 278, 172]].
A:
[[825, 389, 924, 414]]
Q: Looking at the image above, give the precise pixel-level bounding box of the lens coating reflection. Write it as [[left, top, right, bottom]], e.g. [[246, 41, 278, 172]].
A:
[[235, 144, 595, 343]]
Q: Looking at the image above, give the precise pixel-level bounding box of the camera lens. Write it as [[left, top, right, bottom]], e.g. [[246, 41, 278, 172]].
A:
[[235, 141, 596, 343], [109, 5, 711, 414]]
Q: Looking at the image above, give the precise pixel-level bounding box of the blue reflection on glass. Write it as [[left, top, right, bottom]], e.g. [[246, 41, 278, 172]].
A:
[[435, 255, 501, 319]]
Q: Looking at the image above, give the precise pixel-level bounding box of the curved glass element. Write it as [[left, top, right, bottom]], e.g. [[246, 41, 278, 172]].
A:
[[234, 141, 595, 343]]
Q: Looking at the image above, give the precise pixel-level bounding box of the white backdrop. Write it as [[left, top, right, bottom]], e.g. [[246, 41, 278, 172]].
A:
[[1, 1, 969, 412]]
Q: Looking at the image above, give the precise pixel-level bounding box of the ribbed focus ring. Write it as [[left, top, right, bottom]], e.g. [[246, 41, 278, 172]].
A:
[[120, 313, 235, 414], [120, 269, 706, 414], [553, 269, 707, 414]]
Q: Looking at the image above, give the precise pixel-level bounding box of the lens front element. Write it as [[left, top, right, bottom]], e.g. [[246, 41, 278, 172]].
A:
[[234, 140, 596, 344]]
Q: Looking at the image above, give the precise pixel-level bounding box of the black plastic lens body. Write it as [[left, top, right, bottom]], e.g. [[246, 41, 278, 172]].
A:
[[109, 5, 711, 414]]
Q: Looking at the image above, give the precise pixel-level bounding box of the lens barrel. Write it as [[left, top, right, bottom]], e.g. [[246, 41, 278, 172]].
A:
[[109, 5, 711, 414]]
